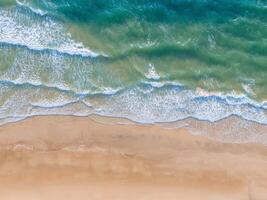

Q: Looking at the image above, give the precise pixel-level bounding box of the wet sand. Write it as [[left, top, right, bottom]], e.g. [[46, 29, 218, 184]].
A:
[[0, 115, 267, 199]]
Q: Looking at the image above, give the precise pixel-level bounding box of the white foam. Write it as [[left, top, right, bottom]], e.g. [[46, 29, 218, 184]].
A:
[[143, 80, 182, 88], [145, 63, 160, 80], [0, 81, 267, 144], [0, 46, 120, 97], [16, 0, 47, 16], [143, 81, 164, 88], [0, 6, 99, 57], [87, 86, 267, 125], [30, 99, 79, 109]]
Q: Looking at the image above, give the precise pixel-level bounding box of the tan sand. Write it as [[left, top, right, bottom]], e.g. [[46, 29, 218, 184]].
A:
[[0, 115, 267, 199]]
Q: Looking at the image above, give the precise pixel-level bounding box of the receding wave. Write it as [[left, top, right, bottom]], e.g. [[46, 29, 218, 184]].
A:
[[0, 80, 266, 124]]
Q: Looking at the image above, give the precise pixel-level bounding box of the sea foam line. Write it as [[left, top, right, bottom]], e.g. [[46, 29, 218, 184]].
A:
[[1, 77, 266, 109], [16, 0, 47, 16], [0, 93, 267, 135], [0, 41, 101, 58], [0, 79, 123, 97], [0, 6, 103, 58]]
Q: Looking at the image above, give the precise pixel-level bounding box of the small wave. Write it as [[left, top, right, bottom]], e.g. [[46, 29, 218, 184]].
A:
[[0, 79, 79, 96], [94, 87, 122, 95], [0, 7, 101, 58], [145, 63, 160, 80], [0, 41, 100, 58], [0, 79, 123, 98], [1, 76, 266, 126], [84, 85, 267, 125], [0, 82, 267, 145], [30, 100, 80, 109], [16, 0, 47, 16], [142, 80, 183, 88], [143, 81, 165, 88]]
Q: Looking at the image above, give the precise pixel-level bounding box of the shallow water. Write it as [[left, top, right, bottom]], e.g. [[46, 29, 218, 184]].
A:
[[0, 0, 266, 128]]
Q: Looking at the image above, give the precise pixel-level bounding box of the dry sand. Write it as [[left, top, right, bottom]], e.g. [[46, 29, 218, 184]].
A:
[[0, 115, 267, 199]]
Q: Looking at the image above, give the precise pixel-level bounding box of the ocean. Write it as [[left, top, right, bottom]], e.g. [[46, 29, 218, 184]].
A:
[[0, 0, 266, 133]]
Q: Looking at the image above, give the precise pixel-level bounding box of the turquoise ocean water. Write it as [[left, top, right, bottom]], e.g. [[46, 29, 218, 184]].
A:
[[0, 0, 267, 128]]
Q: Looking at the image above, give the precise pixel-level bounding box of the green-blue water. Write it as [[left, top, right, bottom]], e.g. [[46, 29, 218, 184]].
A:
[[0, 0, 266, 125]]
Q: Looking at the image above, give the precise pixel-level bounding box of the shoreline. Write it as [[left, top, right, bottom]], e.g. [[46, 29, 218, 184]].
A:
[[0, 115, 267, 199], [1, 112, 267, 145]]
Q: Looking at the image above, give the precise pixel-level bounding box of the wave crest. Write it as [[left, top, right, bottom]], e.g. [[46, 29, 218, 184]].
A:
[[0, 6, 100, 57]]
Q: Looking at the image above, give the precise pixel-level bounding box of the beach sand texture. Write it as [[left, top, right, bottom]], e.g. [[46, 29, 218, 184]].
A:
[[0, 116, 266, 200]]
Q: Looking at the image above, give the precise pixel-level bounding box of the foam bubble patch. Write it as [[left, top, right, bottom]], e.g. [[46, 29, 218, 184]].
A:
[[0, 6, 99, 57]]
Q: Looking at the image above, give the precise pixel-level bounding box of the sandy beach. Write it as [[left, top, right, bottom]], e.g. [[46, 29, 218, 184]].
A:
[[1, 1, 267, 199], [0, 116, 266, 199]]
